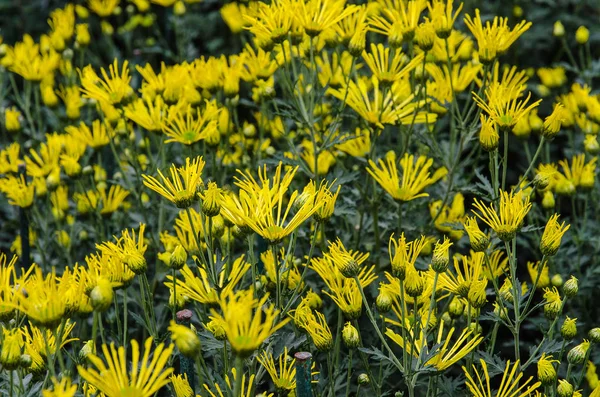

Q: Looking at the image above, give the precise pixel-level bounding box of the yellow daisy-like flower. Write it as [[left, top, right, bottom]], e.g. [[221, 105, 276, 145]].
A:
[[296, 0, 357, 37], [142, 156, 205, 209], [65, 120, 112, 149], [361, 43, 424, 86], [540, 213, 570, 256], [88, 0, 120, 17], [161, 102, 221, 146], [464, 9, 532, 63], [78, 337, 174, 397], [170, 374, 193, 397], [0, 174, 35, 208], [42, 377, 77, 397], [257, 347, 297, 393], [222, 162, 325, 245], [18, 266, 68, 327], [463, 359, 540, 397], [79, 59, 133, 106], [210, 289, 289, 358], [472, 189, 532, 241], [473, 83, 542, 132], [291, 298, 333, 352], [367, 153, 447, 202]]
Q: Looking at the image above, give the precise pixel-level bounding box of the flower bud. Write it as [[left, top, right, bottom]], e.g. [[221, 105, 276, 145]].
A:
[[201, 182, 222, 217], [575, 26, 589, 44], [584, 134, 600, 155], [431, 237, 452, 272], [0, 329, 23, 370], [90, 278, 114, 312], [553, 21, 565, 37], [552, 274, 564, 287], [441, 312, 452, 324], [342, 322, 360, 349], [79, 340, 94, 360], [543, 287, 562, 320], [376, 291, 393, 313], [563, 276, 578, 298], [542, 191, 555, 209], [169, 321, 201, 358], [169, 245, 188, 270], [467, 322, 482, 335], [404, 266, 424, 298], [537, 353, 558, 385], [557, 379, 573, 397], [567, 341, 590, 365], [542, 104, 566, 141], [174, 1, 186, 15], [468, 279, 488, 309], [589, 328, 600, 344], [479, 115, 499, 151], [449, 298, 465, 318], [464, 217, 489, 253], [561, 317, 577, 340], [358, 373, 370, 386]]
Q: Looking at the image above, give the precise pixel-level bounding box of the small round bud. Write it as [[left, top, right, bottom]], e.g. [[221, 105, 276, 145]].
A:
[[468, 279, 488, 309], [588, 328, 600, 344], [169, 245, 188, 270], [342, 322, 360, 349], [376, 291, 393, 313], [90, 278, 114, 312], [441, 312, 452, 324], [563, 276, 578, 298], [358, 373, 370, 386], [174, 1, 186, 16], [553, 21, 565, 37], [467, 322, 482, 335], [567, 341, 590, 365], [575, 26, 589, 44], [551, 274, 564, 287], [448, 297, 464, 318], [557, 379, 573, 397], [169, 321, 201, 358], [560, 317, 577, 341]]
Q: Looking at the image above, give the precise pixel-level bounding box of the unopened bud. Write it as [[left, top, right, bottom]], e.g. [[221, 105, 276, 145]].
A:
[[563, 276, 578, 298], [342, 322, 360, 349]]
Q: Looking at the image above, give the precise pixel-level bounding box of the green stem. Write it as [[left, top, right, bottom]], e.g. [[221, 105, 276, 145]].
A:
[[353, 276, 404, 372], [345, 350, 353, 397], [233, 356, 244, 397]]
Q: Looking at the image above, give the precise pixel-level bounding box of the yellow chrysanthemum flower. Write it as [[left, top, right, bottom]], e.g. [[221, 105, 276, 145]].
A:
[[142, 156, 205, 209], [257, 347, 297, 393], [221, 162, 324, 244], [472, 189, 532, 241], [42, 377, 77, 397], [464, 9, 532, 63], [79, 59, 133, 106], [463, 359, 540, 397], [210, 289, 289, 358], [367, 153, 447, 202], [540, 214, 570, 256], [78, 338, 174, 397]]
